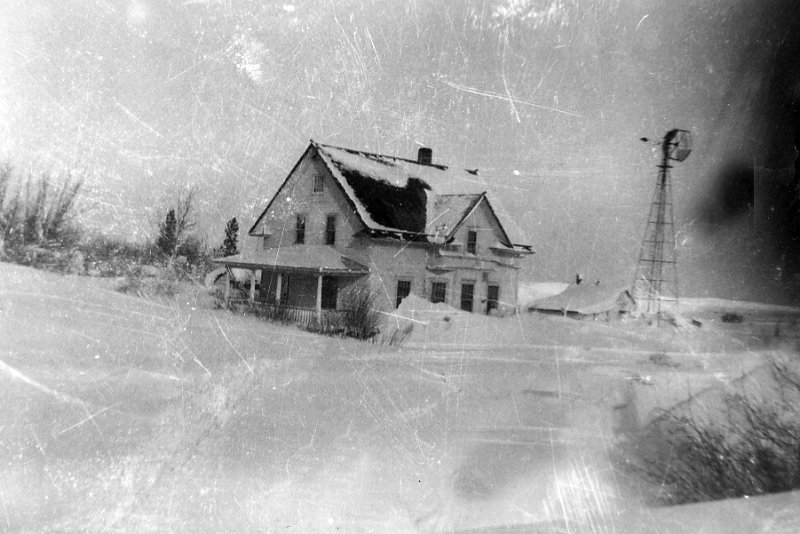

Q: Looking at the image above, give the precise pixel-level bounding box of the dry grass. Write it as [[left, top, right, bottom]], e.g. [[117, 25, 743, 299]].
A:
[[623, 356, 800, 505]]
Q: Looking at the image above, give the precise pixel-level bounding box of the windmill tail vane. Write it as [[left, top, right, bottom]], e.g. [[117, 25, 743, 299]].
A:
[[632, 129, 691, 321]]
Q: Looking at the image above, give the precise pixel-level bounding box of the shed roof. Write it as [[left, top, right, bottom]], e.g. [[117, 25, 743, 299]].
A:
[[531, 284, 634, 315]]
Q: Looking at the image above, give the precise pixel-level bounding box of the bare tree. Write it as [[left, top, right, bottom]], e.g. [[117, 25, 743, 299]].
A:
[[156, 185, 200, 257], [0, 165, 82, 248], [173, 185, 198, 247]]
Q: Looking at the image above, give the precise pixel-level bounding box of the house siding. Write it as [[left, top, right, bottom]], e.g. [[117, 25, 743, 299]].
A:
[[250, 197, 523, 314], [436, 200, 521, 314], [345, 236, 430, 311], [254, 150, 363, 249], [236, 143, 530, 318]]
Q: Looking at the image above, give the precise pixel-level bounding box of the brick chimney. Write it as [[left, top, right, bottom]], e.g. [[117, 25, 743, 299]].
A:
[[417, 147, 432, 165]]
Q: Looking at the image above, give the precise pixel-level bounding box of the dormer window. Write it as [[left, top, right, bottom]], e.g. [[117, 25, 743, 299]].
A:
[[313, 175, 324, 194], [467, 230, 478, 254]]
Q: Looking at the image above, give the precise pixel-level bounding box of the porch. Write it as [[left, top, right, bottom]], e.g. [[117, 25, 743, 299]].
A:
[[213, 245, 370, 325]]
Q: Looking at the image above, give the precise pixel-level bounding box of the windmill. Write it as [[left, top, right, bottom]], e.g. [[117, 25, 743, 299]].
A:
[[632, 128, 692, 321]]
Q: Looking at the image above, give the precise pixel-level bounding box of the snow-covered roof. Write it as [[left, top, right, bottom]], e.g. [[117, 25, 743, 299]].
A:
[[531, 284, 634, 315], [430, 193, 483, 237], [212, 245, 369, 275], [316, 143, 486, 195], [314, 142, 529, 250]]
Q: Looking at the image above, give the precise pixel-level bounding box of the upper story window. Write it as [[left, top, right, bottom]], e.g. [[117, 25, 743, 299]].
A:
[[295, 214, 306, 244], [325, 214, 336, 245], [467, 230, 478, 254], [313, 175, 324, 194]]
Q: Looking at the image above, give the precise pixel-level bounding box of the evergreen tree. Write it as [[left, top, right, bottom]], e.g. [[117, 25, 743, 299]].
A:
[[222, 217, 239, 256], [157, 208, 177, 256]]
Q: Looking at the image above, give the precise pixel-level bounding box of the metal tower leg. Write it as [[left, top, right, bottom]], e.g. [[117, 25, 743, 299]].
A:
[[632, 162, 679, 320]]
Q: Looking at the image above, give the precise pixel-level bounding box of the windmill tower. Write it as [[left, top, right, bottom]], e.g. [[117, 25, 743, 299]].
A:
[[632, 129, 692, 320]]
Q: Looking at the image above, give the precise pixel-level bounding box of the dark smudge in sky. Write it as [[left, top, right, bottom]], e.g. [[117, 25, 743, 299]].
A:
[[691, 0, 800, 297]]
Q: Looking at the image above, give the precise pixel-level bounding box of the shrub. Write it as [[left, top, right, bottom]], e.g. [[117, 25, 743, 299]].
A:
[[340, 282, 383, 339], [623, 357, 800, 505], [117, 265, 179, 298], [209, 283, 246, 309], [80, 234, 159, 277], [721, 312, 744, 323], [378, 323, 414, 346], [176, 235, 207, 265], [649, 352, 678, 368], [117, 267, 180, 299]]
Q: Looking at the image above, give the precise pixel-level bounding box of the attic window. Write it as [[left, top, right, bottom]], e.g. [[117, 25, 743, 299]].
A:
[[467, 230, 477, 254], [313, 175, 324, 194], [295, 214, 306, 244]]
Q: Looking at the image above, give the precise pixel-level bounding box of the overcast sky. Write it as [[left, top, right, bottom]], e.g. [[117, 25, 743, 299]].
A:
[[2, 0, 798, 302]]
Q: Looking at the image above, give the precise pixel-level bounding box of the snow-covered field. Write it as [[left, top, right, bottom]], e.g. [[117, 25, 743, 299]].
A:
[[1, 262, 799, 532]]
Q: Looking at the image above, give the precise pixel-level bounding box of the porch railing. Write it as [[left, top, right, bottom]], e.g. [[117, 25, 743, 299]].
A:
[[228, 299, 349, 333]]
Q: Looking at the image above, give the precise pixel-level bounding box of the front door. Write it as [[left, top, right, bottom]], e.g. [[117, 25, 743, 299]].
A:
[[321, 276, 338, 310], [460, 282, 475, 312], [486, 285, 499, 314], [279, 275, 290, 305]]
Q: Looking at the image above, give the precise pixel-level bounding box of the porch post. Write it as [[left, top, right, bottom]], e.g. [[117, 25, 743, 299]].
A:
[[316, 273, 323, 321], [249, 270, 256, 302], [224, 269, 231, 303], [275, 273, 282, 304]]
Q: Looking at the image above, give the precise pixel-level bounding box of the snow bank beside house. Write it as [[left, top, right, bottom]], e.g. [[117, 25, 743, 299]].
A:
[[390, 293, 785, 354], [392, 293, 654, 351], [391, 294, 512, 347]]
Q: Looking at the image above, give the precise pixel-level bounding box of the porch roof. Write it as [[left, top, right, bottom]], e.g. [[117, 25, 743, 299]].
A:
[[213, 245, 369, 275]]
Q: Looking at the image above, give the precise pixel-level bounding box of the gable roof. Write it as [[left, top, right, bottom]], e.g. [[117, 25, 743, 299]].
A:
[[430, 193, 484, 237], [250, 140, 531, 251]]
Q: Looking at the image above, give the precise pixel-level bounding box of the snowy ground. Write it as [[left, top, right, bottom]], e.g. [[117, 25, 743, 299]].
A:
[[1, 262, 799, 532]]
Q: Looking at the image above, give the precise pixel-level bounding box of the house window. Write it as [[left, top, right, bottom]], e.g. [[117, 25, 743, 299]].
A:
[[431, 281, 447, 304], [313, 175, 324, 194], [467, 230, 477, 254], [325, 214, 336, 245], [295, 214, 306, 244], [279, 276, 290, 305], [396, 279, 411, 308], [460, 282, 475, 312], [321, 276, 338, 310], [486, 285, 499, 314]]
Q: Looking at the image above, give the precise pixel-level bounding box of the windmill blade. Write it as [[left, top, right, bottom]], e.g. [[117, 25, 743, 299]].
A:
[[669, 129, 692, 162]]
